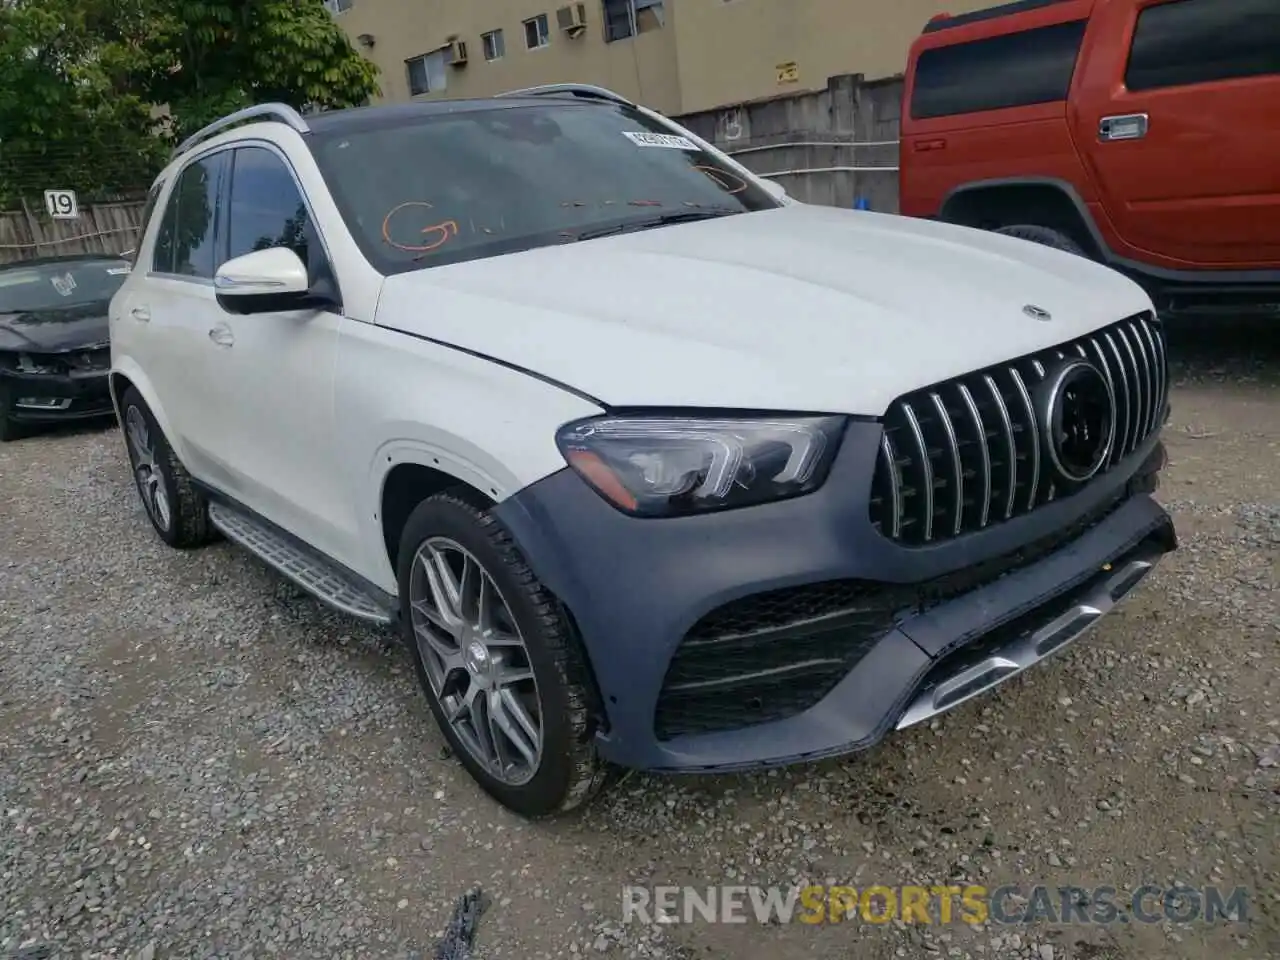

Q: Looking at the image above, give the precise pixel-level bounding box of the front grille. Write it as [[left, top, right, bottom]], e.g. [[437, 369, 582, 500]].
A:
[[20, 348, 110, 374], [870, 313, 1167, 545], [653, 582, 909, 741]]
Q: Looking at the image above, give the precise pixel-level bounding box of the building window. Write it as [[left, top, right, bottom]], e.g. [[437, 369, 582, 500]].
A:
[[524, 14, 550, 49], [323, 0, 353, 13], [603, 0, 664, 41], [482, 29, 505, 61], [1126, 0, 1280, 92], [909, 19, 1087, 120], [406, 50, 447, 96]]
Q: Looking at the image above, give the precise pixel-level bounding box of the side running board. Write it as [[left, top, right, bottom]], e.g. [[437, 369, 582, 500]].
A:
[[208, 501, 396, 626]]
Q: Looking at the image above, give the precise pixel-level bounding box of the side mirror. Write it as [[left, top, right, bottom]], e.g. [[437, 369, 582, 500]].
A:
[[214, 247, 330, 315], [760, 179, 788, 203]]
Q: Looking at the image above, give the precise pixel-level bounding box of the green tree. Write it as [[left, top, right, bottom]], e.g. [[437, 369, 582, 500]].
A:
[[0, 0, 380, 207], [133, 0, 382, 140], [0, 0, 164, 206]]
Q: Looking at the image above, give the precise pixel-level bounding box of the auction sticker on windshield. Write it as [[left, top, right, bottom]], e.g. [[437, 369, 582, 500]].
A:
[[623, 132, 699, 151]]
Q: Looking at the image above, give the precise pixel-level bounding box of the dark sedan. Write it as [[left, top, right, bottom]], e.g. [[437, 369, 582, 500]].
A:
[[0, 254, 130, 441]]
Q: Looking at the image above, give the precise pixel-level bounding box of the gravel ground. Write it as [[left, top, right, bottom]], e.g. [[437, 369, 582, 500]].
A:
[[1, 318, 1276, 960]]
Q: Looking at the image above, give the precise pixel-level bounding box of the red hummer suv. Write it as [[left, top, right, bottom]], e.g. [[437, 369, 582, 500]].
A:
[[899, 0, 1280, 313]]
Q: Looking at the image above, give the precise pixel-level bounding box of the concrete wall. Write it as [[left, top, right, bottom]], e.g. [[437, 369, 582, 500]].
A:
[[675, 73, 905, 213]]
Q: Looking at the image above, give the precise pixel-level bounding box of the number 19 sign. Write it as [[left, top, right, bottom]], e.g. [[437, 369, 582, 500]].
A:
[[44, 189, 79, 219]]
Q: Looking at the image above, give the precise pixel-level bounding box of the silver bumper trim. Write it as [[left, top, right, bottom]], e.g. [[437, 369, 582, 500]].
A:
[[896, 552, 1160, 731]]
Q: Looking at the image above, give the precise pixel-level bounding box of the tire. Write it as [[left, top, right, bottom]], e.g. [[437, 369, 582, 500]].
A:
[[993, 224, 1090, 258], [397, 490, 610, 818], [119, 386, 214, 549], [0, 385, 29, 442]]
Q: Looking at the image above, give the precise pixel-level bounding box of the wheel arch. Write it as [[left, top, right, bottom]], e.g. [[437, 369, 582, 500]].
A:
[[378, 460, 497, 573], [938, 177, 1110, 261], [109, 360, 184, 458]]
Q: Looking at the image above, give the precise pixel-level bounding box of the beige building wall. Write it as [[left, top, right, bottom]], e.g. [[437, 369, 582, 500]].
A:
[[332, 0, 683, 114], [670, 0, 1003, 115], [331, 0, 1002, 116]]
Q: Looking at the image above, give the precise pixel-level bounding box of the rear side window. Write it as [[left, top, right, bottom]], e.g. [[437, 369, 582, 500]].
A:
[[133, 179, 164, 263], [1126, 0, 1280, 92], [910, 20, 1087, 120], [151, 153, 228, 278]]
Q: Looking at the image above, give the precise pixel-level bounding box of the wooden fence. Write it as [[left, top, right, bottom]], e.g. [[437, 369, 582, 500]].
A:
[[0, 200, 147, 264]]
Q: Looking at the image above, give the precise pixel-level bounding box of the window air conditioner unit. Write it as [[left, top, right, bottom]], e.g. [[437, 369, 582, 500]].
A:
[[444, 38, 468, 65], [557, 3, 588, 37]]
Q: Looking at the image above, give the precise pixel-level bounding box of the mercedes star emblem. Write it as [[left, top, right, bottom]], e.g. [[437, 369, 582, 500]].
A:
[[1041, 359, 1116, 484]]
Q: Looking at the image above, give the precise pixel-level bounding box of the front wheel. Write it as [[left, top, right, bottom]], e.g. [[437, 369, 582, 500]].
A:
[[0, 385, 28, 442], [119, 387, 214, 549], [397, 491, 610, 818], [993, 224, 1090, 258]]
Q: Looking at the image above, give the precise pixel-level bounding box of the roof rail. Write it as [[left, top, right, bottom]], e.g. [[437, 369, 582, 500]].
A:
[[170, 103, 311, 161], [497, 83, 634, 107]]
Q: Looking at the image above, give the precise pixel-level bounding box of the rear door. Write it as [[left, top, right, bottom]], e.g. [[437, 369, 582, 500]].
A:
[[1074, 0, 1280, 266]]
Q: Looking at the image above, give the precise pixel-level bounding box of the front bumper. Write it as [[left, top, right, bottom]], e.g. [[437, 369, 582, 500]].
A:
[[493, 421, 1174, 773], [0, 368, 113, 422]]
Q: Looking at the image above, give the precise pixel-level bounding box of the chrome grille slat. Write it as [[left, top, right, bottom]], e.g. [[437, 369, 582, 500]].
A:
[[957, 383, 991, 528], [870, 313, 1166, 545], [878, 434, 903, 538], [1116, 324, 1148, 448], [901, 403, 934, 542], [930, 392, 964, 536], [1087, 337, 1120, 470], [1102, 332, 1133, 457], [982, 374, 1017, 520], [1127, 321, 1156, 438], [1149, 318, 1168, 424], [1008, 367, 1040, 511], [1134, 321, 1162, 436]]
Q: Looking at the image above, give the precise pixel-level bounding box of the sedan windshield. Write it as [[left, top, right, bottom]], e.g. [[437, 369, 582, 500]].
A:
[[309, 101, 781, 274], [0, 258, 130, 313]]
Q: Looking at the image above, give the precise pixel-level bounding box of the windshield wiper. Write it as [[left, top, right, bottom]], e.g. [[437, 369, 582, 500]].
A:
[[569, 208, 740, 243]]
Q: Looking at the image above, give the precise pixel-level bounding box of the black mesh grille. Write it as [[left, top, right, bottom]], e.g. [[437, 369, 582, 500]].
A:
[[25, 348, 110, 374], [654, 582, 910, 741], [870, 313, 1168, 545]]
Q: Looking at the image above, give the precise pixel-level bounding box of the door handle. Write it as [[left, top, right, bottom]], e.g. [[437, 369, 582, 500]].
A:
[[913, 137, 947, 152], [208, 324, 235, 348], [130, 306, 151, 322], [1099, 113, 1149, 142]]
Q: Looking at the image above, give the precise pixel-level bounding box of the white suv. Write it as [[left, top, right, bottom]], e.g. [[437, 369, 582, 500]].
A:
[[110, 85, 1176, 818]]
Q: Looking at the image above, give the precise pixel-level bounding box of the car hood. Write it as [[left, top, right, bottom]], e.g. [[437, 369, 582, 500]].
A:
[[0, 300, 111, 353], [376, 204, 1153, 415]]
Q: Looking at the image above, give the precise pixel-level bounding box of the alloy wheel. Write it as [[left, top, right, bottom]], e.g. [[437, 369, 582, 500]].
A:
[[409, 537, 543, 785], [125, 405, 172, 531]]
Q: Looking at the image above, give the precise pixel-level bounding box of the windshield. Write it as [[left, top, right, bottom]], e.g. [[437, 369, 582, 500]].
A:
[[0, 258, 130, 314], [309, 101, 781, 275]]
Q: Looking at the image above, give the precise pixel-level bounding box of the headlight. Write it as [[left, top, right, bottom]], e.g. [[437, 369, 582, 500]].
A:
[[555, 414, 847, 517]]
